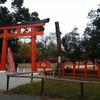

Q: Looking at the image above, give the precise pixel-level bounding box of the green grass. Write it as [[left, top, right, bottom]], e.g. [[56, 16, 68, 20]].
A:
[[6, 77, 100, 100]]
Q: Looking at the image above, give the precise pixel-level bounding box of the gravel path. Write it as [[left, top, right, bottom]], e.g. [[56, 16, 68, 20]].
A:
[[0, 71, 39, 100], [0, 71, 31, 90], [0, 71, 65, 100]]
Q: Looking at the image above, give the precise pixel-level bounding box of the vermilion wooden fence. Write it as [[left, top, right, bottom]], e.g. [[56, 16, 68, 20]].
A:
[[37, 61, 100, 78]]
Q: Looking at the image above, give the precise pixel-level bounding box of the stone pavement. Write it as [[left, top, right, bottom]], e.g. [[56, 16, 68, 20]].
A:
[[0, 94, 64, 100], [0, 94, 38, 100]]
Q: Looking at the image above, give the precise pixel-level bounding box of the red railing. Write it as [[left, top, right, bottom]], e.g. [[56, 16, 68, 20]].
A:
[[37, 61, 100, 79]]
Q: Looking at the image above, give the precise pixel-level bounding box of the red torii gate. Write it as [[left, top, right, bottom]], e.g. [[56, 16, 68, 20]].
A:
[[0, 18, 49, 72]]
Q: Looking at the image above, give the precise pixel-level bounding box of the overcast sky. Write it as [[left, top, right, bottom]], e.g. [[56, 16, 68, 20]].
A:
[[5, 0, 100, 36]]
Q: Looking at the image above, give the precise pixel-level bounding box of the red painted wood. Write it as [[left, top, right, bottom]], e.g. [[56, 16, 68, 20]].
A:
[[0, 22, 45, 71]]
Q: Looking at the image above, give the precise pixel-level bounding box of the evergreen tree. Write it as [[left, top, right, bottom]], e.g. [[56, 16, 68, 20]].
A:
[[62, 27, 82, 62], [83, 6, 100, 62]]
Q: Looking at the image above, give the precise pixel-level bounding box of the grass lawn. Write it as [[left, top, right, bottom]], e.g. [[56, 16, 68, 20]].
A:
[[6, 76, 100, 100]]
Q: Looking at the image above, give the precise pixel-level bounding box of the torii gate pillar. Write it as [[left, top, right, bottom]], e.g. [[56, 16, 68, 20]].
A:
[[31, 30, 37, 72], [1, 31, 8, 70]]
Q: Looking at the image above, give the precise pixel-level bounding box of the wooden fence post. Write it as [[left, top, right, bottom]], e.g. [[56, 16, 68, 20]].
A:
[[7, 74, 10, 91], [40, 78, 45, 95]]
